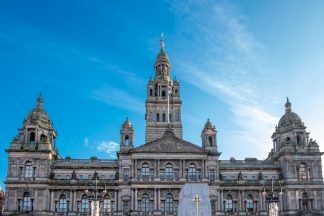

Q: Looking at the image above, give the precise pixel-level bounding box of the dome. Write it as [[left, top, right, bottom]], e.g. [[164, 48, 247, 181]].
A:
[[122, 118, 132, 128], [276, 98, 304, 132], [24, 94, 51, 125], [154, 50, 170, 66], [278, 111, 302, 128], [204, 118, 214, 130]]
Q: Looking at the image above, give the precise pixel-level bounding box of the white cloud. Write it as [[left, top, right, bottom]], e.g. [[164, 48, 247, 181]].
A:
[[84, 137, 89, 146], [97, 141, 120, 157], [90, 85, 143, 113], [170, 1, 280, 158]]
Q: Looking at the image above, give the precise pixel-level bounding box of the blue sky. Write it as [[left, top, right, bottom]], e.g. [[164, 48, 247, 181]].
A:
[[1, 0, 324, 190]]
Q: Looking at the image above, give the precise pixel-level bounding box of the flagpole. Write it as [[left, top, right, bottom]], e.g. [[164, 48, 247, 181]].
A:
[[167, 84, 170, 124]]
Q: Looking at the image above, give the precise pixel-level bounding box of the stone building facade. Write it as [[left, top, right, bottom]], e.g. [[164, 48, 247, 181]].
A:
[[3, 39, 324, 216], [0, 188, 4, 215]]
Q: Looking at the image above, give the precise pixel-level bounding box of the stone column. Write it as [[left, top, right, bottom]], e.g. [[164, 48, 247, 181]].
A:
[[201, 159, 204, 179], [220, 190, 224, 212], [73, 190, 77, 212], [135, 159, 138, 178], [179, 159, 183, 177], [217, 191, 221, 212], [157, 189, 161, 211], [131, 189, 134, 210], [279, 191, 284, 211], [241, 190, 245, 212], [157, 160, 160, 177], [259, 191, 262, 211], [183, 160, 186, 178], [205, 160, 208, 178], [262, 191, 266, 211], [50, 190, 54, 212], [69, 191, 73, 213], [134, 189, 138, 211], [154, 189, 157, 211]]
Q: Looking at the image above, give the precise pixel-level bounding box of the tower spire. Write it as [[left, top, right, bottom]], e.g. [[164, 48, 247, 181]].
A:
[[285, 97, 292, 113], [37, 92, 44, 107], [160, 32, 165, 52]]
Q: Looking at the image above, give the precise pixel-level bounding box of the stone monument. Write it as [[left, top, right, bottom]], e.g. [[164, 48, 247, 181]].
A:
[[178, 183, 211, 216]]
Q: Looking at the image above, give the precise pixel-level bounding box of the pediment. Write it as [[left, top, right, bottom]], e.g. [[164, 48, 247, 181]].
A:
[[130, 132, 209, 154]]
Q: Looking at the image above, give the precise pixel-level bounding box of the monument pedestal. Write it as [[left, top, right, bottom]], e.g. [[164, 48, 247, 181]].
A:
[[178, 183, 211, 216]]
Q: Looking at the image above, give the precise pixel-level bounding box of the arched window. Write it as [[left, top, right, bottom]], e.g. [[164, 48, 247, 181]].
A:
[[188, 164, 197, 179], [58, 194, 68, 213], [225, 194, 233, 212], [157, 113, 160, 122], [297, 135, 301, 145], [125, 135, 129, 146], [299, 163, 308, 181], [165, 164, 173, 179], [141, 163, 150, 179], [24, 161, 33, 178], [29, 132, 35, 144], [162, 113, 166, 122], [149, 89, 153, 96], [22, 192, 32, 212], [246, 195, 254, 212], [165, 193, 174, 213], [208, 136, 213, 146], [162, 90, 166, 98], [81, 194, 89, 213], [141, 193, 150, 213], [103, 195, 111, 213]]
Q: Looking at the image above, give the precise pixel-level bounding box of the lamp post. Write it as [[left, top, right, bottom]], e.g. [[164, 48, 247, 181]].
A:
[[84, 172, 107, 216], [264, 179, 279, 216]]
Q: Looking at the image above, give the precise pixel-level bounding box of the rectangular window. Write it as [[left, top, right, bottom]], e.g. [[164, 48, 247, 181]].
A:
[[208, 170, 215, 181], [123, 169, 129, 181], [32, 167, 36, 178]]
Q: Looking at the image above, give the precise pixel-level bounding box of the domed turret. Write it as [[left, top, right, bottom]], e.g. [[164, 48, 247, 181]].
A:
[[271, 97, 312, 155], [122, 117, 132, 128], [201, 118, 218, 152], [120, 117, 134, 150], [275, 97, 305, 134], [24, 93, 52, 126], [9, 94, 58, 155], [204, 118, 215, 130]]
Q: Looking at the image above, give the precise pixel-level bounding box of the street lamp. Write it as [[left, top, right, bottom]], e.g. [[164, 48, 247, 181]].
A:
[[264, 179, 279, 216], [84, 172, 107, 216]]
